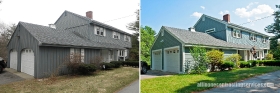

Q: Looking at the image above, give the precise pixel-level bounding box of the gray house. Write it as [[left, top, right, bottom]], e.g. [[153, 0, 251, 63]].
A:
[[7, 11, 132, 78], [151, 14, 270, 73]]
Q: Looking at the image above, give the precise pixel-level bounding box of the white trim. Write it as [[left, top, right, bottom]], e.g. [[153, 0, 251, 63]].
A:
[[228, 25, 269, 37], [164, 46, 180, 50], [163, 46, 180, 72], [81, 49, 84, 63], [205, 28, 215, 33], [182, 44, 185, 73], [70, 48, 74, 62], [184, 44, 249, 50], [152, 49, 162, 70]]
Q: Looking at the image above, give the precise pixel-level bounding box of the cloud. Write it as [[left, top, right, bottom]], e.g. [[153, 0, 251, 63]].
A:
[[234, 4, 274, 18], [200, 6, 205, 10], [246, 2, 259, 9], [219, 10, 230, 15], [191, 12, 202, 18]]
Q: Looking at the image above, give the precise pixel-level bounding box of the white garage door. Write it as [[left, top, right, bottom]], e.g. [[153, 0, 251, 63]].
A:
[[152, 50, 162, 70], [10, 50, 17, 70], [165, 48, 180, 73], [21, 49, 34, 76]]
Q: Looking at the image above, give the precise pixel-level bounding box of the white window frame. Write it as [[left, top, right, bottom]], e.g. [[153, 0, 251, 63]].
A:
[[95, 26, 106, 36], [124, 35, 130, 42], [262, 37, 267, 43], [119, 49, 127, 57], [70, 48, 84, 63], [113, 32, 120, 39], [233, 29, 241, 38], [250, 33, 256, 41], [205, 28, 215, 33], [161, 30, 164, 36]]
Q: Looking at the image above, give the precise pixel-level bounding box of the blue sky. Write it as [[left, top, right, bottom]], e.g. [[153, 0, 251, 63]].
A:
[[141, 0, 280, 36]]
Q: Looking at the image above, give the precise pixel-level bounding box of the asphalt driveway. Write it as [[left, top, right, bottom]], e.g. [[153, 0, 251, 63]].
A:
[[0, 70, 24, 85], [118, 79, 139, 93], [141, 70, 177, 80]]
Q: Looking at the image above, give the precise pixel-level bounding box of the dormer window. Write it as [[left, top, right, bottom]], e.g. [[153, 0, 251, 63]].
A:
[[262, 37, 267, 43], [250, 33, 257, 41], [113, 32, 120, 39], [232, 29, 241, 38], [124, 35, 130, 42], [95, 26, 106, 36]]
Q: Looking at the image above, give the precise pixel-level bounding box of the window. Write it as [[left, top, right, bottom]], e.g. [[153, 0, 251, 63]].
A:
[[70, 48, 84, 63], [232, 29, 241, 38], [262, 37, 267, 43], [95, 26, 106, 36], [202, 16, 205, 21], [119, 50, 126, 57], [124, 35, 130, 42], [113, 32, 120, 39], [161, 30, 164, 36], [205, 28, 215, 33], [250, 33, 257, 41]]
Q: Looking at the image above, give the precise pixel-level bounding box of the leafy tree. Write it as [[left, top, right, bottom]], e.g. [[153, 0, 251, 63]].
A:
[[0, 23, 16, 60], [187, 45, 208, 74], [206, 49, 224, 72], [126, 9, 139, 61], [140, 26, 156, 65], [225, 54, 242, 68]]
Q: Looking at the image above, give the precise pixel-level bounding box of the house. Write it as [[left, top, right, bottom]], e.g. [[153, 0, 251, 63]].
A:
[[7, 10, 132, 78], [150, 14, 270, 73]]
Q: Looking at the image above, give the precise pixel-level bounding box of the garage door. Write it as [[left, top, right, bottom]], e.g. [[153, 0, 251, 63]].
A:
[[152, 50, 162, 70], [10, 50, 17, 70], [21, 49, 34, 76], [165, 48, 180, 73]]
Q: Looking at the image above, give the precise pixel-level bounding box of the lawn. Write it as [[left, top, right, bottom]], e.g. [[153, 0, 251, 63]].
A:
[[0, 67, 139, 93], [141, 66, 280, 93]]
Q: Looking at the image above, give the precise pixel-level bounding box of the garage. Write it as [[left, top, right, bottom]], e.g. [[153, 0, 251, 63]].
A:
[[164, 48, 180, 73], [10, 49, 17, 70], [21, 49, 34, 76], [152, 50, 162, 70]]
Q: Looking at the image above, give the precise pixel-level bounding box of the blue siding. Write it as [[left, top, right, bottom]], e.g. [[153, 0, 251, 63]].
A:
[[194, 15, 227, 41], [223, 49, 237, 54], [226, 28, 269, 49]]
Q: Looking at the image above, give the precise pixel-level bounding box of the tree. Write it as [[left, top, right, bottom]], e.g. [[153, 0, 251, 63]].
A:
[[0, 23, 16, 60], [126, 9, 139, 61], [140, 26, 156, 65], [186, 45, 208, 74]]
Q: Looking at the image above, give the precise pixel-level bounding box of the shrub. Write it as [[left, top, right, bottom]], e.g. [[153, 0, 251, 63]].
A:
[[187, 45, 209, 74], [265, 53, 273, 60], [221, 61, 234, 70], [77, 63, 96, 75], [110, 61, 122, 68], [100, 62, 115, 70], [240, 61, 250, 68], [90, 56, 103, 70], [225, 54, 242, 68], [248, 60, 257, 67], [206, 49, 224, 72]]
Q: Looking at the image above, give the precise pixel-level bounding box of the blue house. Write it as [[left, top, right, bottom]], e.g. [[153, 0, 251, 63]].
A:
[[150, 14, 270, 73]]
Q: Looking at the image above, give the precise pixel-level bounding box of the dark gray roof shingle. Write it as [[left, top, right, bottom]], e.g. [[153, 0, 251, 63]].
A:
[[20, 22, 125, 49], [163, 26, 254, 49]]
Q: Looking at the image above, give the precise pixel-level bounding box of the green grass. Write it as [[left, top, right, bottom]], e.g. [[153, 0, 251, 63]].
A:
[[0, 67, 139, 93], [141, 66, 280, 93]]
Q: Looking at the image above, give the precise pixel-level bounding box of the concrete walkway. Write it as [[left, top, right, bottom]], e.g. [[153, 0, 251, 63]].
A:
[[141, 70, 176, 80], [201, 70, 280, 93], [117, 79, 139, 93], [5, 68, 34, 80]]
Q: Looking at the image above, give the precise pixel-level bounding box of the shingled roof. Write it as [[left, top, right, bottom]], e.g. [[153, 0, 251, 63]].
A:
[[19, 22, 125, 49], [163, 26, 255, 49]]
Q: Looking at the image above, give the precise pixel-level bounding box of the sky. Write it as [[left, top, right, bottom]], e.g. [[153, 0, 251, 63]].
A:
[[0, 0, 139, 34], [141, 0, 280, 36]]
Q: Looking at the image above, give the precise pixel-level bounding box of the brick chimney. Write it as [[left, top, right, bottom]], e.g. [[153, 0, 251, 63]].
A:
[[223, 14, 230, 23], [86, 11, 92, 19]]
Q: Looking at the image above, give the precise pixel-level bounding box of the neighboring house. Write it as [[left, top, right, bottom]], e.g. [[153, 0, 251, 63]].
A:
[[150, 14, 270, 73], [7, 10, 132, 78]]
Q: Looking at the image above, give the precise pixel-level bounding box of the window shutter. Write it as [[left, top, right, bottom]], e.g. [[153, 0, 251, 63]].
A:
[[231, 30, 234, 37], [70, 48, 74, 62], [94, 26, 97, 35], [81, 49, 84, 63], [103, 28, 106, 36], [249, 34, 252, 40], [240, 31, 242, 38], [112, 32, 115, 38]]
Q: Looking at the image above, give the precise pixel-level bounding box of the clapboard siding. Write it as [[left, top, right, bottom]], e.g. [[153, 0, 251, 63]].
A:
[[84, 49, 101, 63]]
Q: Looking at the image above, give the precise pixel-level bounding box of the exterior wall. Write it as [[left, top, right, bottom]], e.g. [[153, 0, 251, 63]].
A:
[[226, 27, 270, 49], [194, 16, 227, 41], [88, 25, 131, 48], [84, 48, 101, 63], [54, 11, 89, 30], [222, 49, 237, 58], [151, 28, 183, 71], [7, 23, 40, 78]]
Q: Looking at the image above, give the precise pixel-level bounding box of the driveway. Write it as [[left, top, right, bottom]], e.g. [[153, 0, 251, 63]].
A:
[[0, 68, 34, 85], [141, 70, 177, 80], [117, 79, 139, 93], [201, 70, 280, 93]]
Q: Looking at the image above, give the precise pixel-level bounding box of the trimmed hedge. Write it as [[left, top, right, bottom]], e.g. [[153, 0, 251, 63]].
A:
[[242, 60, 280, 67], [110, 61, 122, 68], [100, 62, 115, 70], [221, 61, 234, 70], [77, 63, 96, 75], [122, 61, 139, 67], [240, 61, 251, 68]]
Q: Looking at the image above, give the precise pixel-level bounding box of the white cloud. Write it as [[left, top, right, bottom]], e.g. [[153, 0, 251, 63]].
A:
[[234, 4, 274, 18], [191, 12, 202, 18], [246, 2, 259, 9], [200, 6, 205, 10], [219, 10, 230, 15]]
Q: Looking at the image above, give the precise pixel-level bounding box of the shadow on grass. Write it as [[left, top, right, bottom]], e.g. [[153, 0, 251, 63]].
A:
[[175, 66, 280, 93]]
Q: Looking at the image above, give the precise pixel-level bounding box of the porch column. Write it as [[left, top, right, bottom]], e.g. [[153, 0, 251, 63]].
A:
[[244, 50, 247, 61]]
